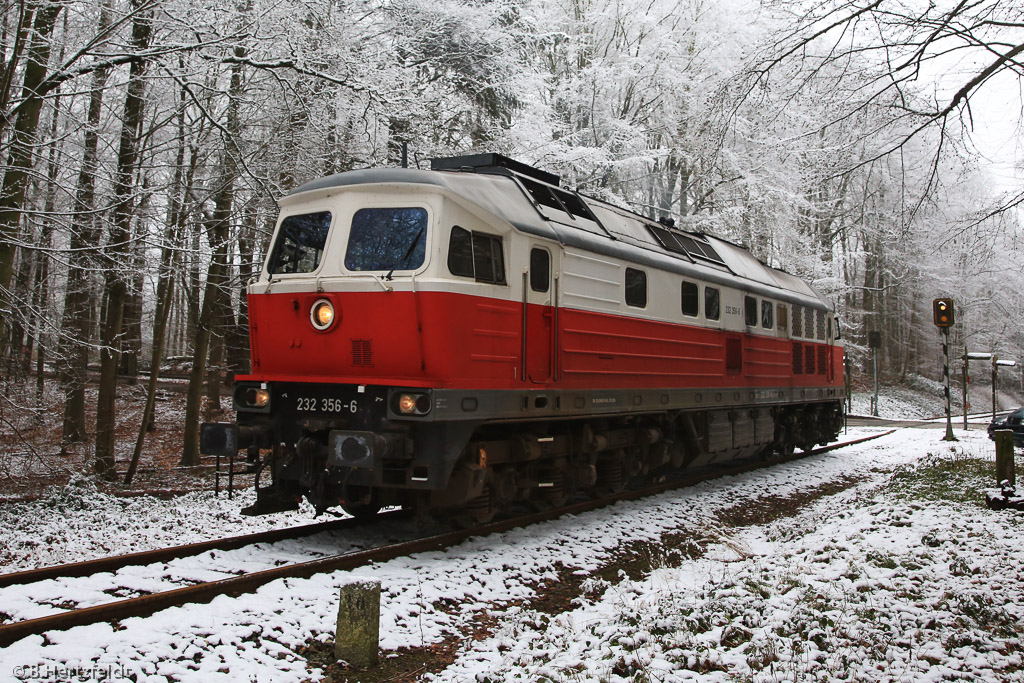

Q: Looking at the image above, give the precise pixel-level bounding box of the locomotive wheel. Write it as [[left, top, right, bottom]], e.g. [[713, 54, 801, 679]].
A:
[[596, 455, 626, 495], [536, 467, 568, 508], [462, 490, 496, 526]]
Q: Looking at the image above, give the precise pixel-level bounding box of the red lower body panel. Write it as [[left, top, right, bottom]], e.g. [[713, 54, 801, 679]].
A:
[[239, 290, 843, 393]]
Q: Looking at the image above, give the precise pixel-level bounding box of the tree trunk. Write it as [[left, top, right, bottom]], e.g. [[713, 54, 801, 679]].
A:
[[94, 0, 153, 479], [125, 86, 193, 485], [118, 205, 149, 383], [30, 51, 64, 396], [181, 222, 231, 466], [0, 0, 64, 366], [0, 1, 37, 142], [181, 51, 245, 467], [59, 0, 113, 445]]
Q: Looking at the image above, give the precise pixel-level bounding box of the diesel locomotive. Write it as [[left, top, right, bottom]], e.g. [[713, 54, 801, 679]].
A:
[[201, 153, 845, 522]]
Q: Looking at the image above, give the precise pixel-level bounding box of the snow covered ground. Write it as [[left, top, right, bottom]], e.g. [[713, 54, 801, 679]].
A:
[[2, 423, 1022, 682], [850, 372, 1024, 422]]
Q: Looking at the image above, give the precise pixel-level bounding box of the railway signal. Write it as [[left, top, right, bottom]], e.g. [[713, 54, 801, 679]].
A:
[[934, 297, 956, 441], [933, 298, 954, 327]]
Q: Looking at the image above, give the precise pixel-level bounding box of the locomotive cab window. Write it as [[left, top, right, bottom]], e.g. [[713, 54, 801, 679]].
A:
[[744, 295, 758, 326], [267, 211, 332, 274], [625, 268, 647, 308], [761, 300, 774, 329], [705, 287, 720, 321], [681, 280, 699, 317], [448, 226, 507, 284], [345, 207, 427, 272]]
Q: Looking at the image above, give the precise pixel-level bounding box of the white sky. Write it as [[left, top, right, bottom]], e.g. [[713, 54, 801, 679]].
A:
[[966, 69, 1023, 195]]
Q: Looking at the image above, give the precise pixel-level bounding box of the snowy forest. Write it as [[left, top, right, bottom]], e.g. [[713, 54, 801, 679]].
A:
[[0, 0, 1021, 479]]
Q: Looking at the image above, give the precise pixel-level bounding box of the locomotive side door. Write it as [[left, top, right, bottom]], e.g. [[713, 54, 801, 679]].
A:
[[523, 243, 559, 383], [826, 314, 836, 382]]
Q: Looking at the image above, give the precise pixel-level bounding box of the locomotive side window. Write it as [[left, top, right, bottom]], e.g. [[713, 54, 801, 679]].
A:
[[776, 303, 788, 334], [447, 226, 507, 284], [530, 248, 550, 292], [681, 281, 699, 317], [345, 207, 427, 272], [744, 295, 758, 326], [761, 300, 774, 329], [267, 211, 332, 274], [448, 227, 474, 277], [625, 268, 647, 307], [705, 287, 720, 321], [473, 233, 505, 284]]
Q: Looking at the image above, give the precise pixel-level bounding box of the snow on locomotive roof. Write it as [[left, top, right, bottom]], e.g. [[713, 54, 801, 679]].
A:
[[285, 161, 830, 311]]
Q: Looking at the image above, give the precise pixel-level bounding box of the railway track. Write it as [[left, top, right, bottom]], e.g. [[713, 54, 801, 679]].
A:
[[0, 429, 894, 648], [0, 514, 405, 589]]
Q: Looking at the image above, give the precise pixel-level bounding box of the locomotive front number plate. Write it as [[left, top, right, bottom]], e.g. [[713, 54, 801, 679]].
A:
[[278, 384, 387, 418], [294, 396, 361, 414]]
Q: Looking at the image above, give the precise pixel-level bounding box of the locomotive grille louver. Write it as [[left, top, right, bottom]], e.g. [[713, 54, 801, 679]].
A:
[[351, 339, 373, 366]]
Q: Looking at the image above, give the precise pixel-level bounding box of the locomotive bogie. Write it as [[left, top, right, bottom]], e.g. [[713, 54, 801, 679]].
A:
[[203, 154, 846, 521]]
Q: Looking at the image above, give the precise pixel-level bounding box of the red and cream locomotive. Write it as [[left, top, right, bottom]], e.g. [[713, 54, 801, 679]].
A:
[[201, 153, 845, 521]]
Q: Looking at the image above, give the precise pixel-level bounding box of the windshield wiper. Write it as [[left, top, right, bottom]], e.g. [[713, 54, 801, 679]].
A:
[[385, 226, 425, 281]]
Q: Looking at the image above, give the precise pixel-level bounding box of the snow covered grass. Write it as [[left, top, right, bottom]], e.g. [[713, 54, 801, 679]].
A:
[[2, 426, 1023, 682], [0, 476, 319, 571], [433, 436, 1024, 682]]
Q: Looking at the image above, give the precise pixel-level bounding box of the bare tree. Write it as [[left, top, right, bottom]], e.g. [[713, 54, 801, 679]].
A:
[[58, 0, 115, 444], [0, 0, 65, 363], [745, 0, 1023, 202], [94, 0, 154, 479], [180, 39, 247, 468]]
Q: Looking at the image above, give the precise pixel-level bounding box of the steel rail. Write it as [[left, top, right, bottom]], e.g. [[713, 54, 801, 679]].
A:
[[0, 511, 407, 589], [0, 430, 894, 648]]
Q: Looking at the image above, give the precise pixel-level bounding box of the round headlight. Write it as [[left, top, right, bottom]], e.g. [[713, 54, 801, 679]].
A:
[[310, 299, 335, 330], [397, 393, 431, 415], [253, 388, 270, 407], [398, 394, 417, 414], [241, 386, 271, 409]]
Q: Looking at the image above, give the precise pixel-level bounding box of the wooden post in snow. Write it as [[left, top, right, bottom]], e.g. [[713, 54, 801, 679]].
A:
[[335, 579, 381, 667], [995, 430, 1015, 488]]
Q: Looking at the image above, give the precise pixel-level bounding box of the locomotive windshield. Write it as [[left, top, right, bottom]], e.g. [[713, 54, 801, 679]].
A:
[[344, 207, 427, 272], [267, 211, 332, 274]]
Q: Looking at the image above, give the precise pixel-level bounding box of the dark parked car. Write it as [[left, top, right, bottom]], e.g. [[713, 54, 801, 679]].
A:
[[989, 407, 1024, 446]]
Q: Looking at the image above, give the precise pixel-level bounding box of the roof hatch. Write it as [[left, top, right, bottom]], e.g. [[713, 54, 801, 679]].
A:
[[430, 153, 561, 187]]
